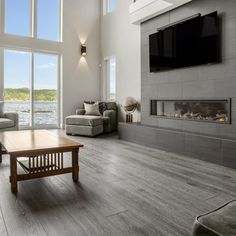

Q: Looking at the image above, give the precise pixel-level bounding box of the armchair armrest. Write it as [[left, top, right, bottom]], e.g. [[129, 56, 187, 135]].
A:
[[103, 110, 117, 132], [103, 110, 115, 118], [4, 112, 19, 129], [76, 109, 85, 115]]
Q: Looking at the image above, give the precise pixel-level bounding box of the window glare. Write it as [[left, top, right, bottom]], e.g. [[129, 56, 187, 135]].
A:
[[5, 0, 31, 36], [108, 0, 116, 13], [37, 0, 60, 41], [109, 58, 116, 100]]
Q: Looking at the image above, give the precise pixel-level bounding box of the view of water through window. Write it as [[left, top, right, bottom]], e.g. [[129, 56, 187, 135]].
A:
[[4, 50, 58, 127], [3, 0, 61, 128], [4, 101, 57, 126]]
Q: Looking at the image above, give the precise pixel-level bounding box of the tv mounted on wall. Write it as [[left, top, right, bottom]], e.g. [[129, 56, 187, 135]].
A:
[[149, 11, 220, 72]]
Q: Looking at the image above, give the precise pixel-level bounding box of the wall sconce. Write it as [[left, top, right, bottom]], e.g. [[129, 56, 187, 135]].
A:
[[81, 44, 87, 57]]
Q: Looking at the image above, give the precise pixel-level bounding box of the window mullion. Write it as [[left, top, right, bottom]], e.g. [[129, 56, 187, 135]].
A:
[[57, 55, 61, 128], [107, 60, 110, 100], [33, 0, 37, 38], [31, 53, 34, 128], [1, 0, 5, 35], [59, 0, 63, 42]]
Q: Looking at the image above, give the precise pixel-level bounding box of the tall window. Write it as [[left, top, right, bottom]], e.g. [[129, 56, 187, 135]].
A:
[[106, 57, 116, 100], [5, 0, 32, 36], [4, 50, 31, 126], [4, 49, 59, 128], [4, 0, 61, 41], [2, 0, 62, 128], [34, 53, 58, 126], [37, 0, 61, 41], [103, 0, 116, 15], [108, 0, 116, 13]]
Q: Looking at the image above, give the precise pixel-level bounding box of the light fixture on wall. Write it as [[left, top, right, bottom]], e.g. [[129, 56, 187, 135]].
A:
[[81, 44, 87, 57]]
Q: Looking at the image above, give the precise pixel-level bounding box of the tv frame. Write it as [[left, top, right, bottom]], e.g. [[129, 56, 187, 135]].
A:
[[149, 11, 220, 73]]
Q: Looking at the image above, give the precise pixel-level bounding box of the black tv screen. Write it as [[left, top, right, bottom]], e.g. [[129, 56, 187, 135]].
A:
[[149, 11, 219, 72]]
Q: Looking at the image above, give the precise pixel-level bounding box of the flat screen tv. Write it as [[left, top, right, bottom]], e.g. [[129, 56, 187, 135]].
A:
[[149, 11, 220, 72]]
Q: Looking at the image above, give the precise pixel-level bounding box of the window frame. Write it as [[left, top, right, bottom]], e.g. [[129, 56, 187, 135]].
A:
[[104, 56, 116, 101], [2, 47, 61, 129]]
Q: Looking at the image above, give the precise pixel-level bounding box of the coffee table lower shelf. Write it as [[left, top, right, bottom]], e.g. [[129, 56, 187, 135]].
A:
[[2, 148, 80, 193]]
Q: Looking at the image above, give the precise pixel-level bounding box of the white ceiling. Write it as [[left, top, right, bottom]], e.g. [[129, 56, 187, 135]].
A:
[[129, 0, 193, 24]]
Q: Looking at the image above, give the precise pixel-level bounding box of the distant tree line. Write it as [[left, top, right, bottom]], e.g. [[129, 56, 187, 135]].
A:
[[4, 88, 57, 101]]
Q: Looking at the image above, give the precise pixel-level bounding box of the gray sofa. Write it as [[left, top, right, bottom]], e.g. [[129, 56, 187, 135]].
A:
[[0, 112, 19, 131], [65, 101, 117, 136], [192, 199, 236, 236]]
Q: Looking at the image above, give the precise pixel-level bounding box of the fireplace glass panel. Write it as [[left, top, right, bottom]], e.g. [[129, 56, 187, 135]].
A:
[[150, 99, 230, 124]]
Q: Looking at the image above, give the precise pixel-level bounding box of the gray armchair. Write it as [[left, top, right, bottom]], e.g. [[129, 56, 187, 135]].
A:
[[65, 101, 117, 136], [75, 101, 117, 133], [0, 112, 19, 131]]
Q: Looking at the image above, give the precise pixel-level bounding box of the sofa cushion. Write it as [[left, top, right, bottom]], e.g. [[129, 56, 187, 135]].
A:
[[84, 102, 101, 116], [192, 200, 236, 236], [0, 118, 15, 129], [66, 115, 103, 127]]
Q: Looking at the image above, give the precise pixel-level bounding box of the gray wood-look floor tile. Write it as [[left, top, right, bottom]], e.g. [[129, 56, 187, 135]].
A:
[[0, 129, 235, 236]]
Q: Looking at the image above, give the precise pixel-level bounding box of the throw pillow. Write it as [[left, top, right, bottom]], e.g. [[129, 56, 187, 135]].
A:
[[84, 102, 101, 116], [99, 102, 107, 115], [0, 101, 4, 117], [84, 101, 95, 105]]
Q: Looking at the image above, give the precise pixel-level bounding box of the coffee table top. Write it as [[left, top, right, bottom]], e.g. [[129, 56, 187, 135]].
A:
[[0, 130, 83, 155]]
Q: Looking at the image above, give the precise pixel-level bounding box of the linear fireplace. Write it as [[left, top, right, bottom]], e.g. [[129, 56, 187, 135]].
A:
[[150, 99, 231, 124]]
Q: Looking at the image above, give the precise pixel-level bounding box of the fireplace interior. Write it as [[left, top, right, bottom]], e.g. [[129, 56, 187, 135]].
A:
[[150, 99, 231, 124]]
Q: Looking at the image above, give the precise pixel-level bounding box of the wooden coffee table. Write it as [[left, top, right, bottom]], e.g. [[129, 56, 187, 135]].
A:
[[0, 130, 83, 193]]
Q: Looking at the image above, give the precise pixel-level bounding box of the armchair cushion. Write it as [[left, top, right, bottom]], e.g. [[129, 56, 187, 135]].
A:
[[0, 102, 4, 117], [0, 118, 14, 129], [66, 115, 103, 127], [4, 112, 19, 129], [192, 200, 236, 236]]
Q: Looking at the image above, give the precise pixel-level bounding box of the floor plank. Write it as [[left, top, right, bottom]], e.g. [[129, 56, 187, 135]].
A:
[[0, 129, 235, 236]]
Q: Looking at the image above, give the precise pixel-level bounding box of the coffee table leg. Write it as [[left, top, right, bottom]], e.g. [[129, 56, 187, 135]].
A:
[[10, 155, 18, 193], [72, 148, 79, 182]]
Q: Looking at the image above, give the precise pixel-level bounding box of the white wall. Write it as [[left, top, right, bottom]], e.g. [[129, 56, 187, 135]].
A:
[[62, 0, 101, 125], [0, 0, 101, 127], [101, 0, 141, 122]]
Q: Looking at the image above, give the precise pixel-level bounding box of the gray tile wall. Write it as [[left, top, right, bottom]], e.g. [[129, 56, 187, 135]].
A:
[[118, 123, 236, 169], [141, 0, 236, 139]]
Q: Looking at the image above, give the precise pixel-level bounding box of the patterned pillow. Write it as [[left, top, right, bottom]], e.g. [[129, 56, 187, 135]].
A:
[[84, 101, 95, 105], [84, 102, 101, 116], [99, 102, 107, 114]]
